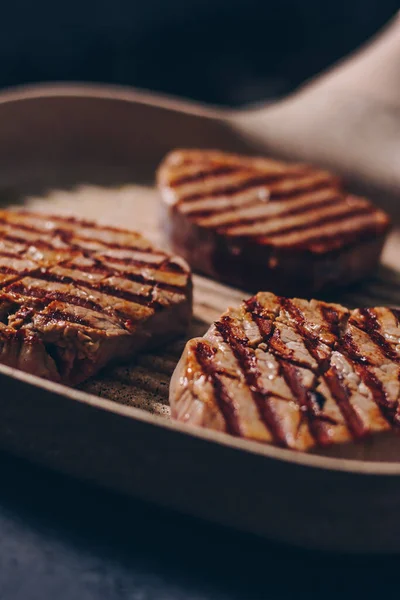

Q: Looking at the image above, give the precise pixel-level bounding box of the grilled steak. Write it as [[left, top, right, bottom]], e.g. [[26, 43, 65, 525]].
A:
[[0, 210, 192, 385], [158, 149, 390, 295], [170, 292, 400, 458]]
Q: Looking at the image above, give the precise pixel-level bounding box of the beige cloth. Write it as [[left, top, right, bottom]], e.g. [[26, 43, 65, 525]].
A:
[[235, 14, 400, 212]]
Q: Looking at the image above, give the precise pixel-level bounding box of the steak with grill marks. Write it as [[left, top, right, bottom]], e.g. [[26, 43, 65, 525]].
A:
[[157, 149, 390, 295], [170, 292, 400, 459], [0, 210, 192, 385]]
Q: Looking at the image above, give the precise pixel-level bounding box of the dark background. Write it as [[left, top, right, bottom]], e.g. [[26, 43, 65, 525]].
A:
[[1, 0, 399, 105], [1, 2, 400, 598]]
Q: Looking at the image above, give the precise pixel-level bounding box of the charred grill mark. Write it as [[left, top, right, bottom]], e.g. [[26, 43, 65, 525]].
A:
[[338, 329, 400, 427], [282, 300, 366, 438], [170, 165, 241, 186], [6, 282, 105, 313], [245, 296, 336, 444], [310, 390, 327, 411], [177, 169, 313, 204], [0, 215, 168, 261], [339, 331, 370, 365], [324, 367, 368, 439], [356, 308, 399, 363], [279, 361, 335, 445], [12, 306, 35, 327], [78, 263, 182, 304], [70, 236, 163, 255], [244, 296, 274, 339], [0, 250, 25, 259], [357, 364, 399, 426], [275, 298, 337, 443], [246, 298, 320, 371], [30, 271, 161, 310], [0, 215, 184, 302], [7, 211, 92, 228], [213, 195, 341, 231], [181, 197, 261, 219], [123, 273, 186, 296], [391, 309, 400, 325], [96, 283, 155, 309], [246, 298, 320, 444], [34, 270, 106, 288], [0, 266, 19, 275], [277, 298, 372, 439], [3, 220, 155, 258], [43, 291, 104, 313], [59, 261, 111, 276], [1, 233, 59, 251], [278, 298, 306, 327], [284, 220, 387, 251], [214, 369, 239, 380], [278, 297, 321, 362], [266, 324, 320, 371], [39, 309, 96, 328], [0, 275, 22, 289], [66, 259, 130, 277], [194, 342, 242, 436], [0, 217, 49, 234], [75, 254, 165, 271], [10, 211, 152, 237], [85, 260, 188, 295], [268, 327, 296, 362], [264, 206, 376, 239], [320, 304, 344, 338], [158, 259, 188, 274], [269, 179, 334, 200], [234, 206, 377, 241], [95, 251, 163, 266], [6, 281, 54, 301], [215, 315, 289, 446]]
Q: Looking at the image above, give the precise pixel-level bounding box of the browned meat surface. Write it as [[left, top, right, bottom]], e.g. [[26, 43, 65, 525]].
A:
[[0, 210, 192, 385], [170, 292, 400, 455], [158, 149, 390, 295]]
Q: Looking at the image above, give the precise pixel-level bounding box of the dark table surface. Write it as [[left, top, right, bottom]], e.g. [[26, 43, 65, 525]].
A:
[[0, 450, 398, 600]]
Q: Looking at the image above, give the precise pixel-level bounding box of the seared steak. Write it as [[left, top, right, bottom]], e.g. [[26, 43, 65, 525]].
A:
[[0, 210, 192, 385], [170, 292, 400, 457], [158, 149, 390, 295]]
